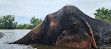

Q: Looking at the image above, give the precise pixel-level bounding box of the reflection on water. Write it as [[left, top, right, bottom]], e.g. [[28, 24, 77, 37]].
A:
[[0, 29, 110, 49]]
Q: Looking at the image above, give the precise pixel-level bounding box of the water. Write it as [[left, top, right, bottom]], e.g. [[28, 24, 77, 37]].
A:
[[0, 29, 110, 49], [0, 29, 75, 49], [0, 29, 35, 49]]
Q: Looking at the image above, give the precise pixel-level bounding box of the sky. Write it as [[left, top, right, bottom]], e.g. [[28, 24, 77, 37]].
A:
[[0, 0, 111, 24]]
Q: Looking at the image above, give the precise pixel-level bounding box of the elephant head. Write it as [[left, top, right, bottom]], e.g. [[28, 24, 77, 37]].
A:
[[10, 6, 97, 48]]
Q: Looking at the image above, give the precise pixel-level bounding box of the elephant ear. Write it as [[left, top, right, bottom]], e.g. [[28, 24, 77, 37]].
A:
[[55, 16, 97, 48], [82, 18, 97, 48]]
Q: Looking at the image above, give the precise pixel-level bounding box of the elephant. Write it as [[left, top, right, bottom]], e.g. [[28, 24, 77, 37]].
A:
[[10, 5, 111, 48]]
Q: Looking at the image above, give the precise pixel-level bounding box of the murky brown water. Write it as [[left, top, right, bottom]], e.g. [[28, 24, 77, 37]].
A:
[[0, 29, 110, 49]]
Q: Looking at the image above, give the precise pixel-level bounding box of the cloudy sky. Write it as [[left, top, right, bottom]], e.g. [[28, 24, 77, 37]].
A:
[[0, 0, 111, 24]]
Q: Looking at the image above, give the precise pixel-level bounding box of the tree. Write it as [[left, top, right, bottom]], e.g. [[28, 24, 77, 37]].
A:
[[1, 15, 17, 29], [0, 18, 3, 28], [16, 24, 32, 29], [30, 16, 42, 28], [16, 24, 23, 29], [0, 15, 42, 29], [94, 7, 111, 22], [16, 16, 42, 29]]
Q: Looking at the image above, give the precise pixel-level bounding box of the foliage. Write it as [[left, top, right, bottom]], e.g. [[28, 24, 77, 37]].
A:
[[16, 16, 42, 29], [16, 24, 32, 29], [0, 15, 17, 29], [0, 15, 42, 29], [0, 18, 3, 28], [30, 16, 42, 28], [94, 7, 111, 22]]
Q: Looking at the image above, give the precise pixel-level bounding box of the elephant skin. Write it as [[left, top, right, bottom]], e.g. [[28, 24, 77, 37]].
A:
[[10, 5, 111, 48]]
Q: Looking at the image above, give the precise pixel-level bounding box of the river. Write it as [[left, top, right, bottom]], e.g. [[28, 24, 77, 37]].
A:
[[0, 29, 110, 49], [0, 29, 77, 49]]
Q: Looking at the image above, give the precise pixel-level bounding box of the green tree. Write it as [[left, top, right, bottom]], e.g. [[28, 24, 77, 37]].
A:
[[1, 15, 17, 29], [16, 24, 23, 29], [24, 24, 32, 29], [16, 16, 42, 29], [16, 24, 32, 29], [94, 7, 111, 22], [0, 18, 3, 28], [30, 16, 42, 28]]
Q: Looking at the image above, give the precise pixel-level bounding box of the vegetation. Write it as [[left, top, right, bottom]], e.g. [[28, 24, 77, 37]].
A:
[[94, 7, 111, 22], [0, 15, 42, 29], [0, 15, 17, 29], [30, 16, 42, 28], [16, 24, 32, 29]]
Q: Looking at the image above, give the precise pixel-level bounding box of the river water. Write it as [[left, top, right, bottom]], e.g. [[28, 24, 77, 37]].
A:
[[0, 29, 110, 49], [0, 29, 35, 49], [0, 29, 76, 49]]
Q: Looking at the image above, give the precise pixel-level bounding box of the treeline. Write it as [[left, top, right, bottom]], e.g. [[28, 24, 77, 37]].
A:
[[94, 7, 111, 22], [0, 15, 42, 29]]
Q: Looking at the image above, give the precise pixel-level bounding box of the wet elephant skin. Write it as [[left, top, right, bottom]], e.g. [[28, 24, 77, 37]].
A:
[[10, 5, 111, 48]]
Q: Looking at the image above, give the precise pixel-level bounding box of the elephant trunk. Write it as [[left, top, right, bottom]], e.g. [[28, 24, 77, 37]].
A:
[[10, 22, 44, 44]]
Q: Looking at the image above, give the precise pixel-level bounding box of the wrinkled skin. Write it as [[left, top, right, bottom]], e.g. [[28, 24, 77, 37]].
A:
[[10, 6, 111, 48]]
